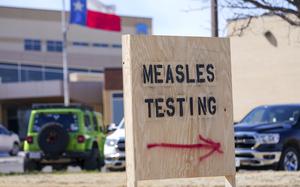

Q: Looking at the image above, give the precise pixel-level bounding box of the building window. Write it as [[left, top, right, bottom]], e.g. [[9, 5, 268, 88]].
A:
[[135, 23, 148, 35], [69, 68, 89, 73], [112, 44, 122, 48], [92, 43, 109, 48], [73, 42, 89, 47], [0, 63, 19, 83], [21, 65, 43, 82], [47, 41, 63, 52], [111, 92, 124, 124], [90, 70, 103, 73], [45, 66, 63, 80], [24, 39, 41, 51]]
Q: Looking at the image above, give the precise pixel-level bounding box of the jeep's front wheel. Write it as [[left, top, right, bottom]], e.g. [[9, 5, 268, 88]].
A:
[[24, 158, 42, 172], [83, 147, 101, 171], [279, 147, 300, 171]]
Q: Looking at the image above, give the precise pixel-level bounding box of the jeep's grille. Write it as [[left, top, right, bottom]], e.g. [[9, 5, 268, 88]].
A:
[[235, 134, 256, 148], [117, 139, 125, 152]]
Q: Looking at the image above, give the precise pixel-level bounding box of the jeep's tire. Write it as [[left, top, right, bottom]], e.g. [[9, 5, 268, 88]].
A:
[[24, 158, 42, 172], [37, 123, 69, 158], [83, 147, 100, 171], [279, 147, 300, 171]]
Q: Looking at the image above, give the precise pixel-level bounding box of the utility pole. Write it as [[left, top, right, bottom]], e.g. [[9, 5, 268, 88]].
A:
[[61, 0, 70, 106], [211, 0, 218, 37]]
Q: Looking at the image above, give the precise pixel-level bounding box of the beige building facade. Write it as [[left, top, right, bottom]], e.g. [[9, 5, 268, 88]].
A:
[[228, 15, 300, 121], [0, 6, 152, 137]]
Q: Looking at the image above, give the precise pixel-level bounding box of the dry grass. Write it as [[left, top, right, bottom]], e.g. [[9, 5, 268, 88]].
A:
[[0, 171, 300, 187]]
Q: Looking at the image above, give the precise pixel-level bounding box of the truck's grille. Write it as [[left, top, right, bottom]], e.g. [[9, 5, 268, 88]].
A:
[[235, 134, 256, 148], [235, 153, 254, 158], [117, 139, 125, 152]]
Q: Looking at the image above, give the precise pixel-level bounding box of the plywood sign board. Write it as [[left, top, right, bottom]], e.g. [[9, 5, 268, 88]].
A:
[[122, 35, 235, 187]]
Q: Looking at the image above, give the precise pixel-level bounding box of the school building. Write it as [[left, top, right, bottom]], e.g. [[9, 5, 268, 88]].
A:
[[229, 15, 300, 121], [0, 6, 152, 138]]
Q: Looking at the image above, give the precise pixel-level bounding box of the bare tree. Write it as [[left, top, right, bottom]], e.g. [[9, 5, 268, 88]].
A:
[[224, 0, 300, 35]]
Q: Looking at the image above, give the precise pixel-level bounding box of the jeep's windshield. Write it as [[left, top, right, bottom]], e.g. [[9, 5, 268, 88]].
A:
[[241, 106, 300, 125], [33, 113, 79, 132]]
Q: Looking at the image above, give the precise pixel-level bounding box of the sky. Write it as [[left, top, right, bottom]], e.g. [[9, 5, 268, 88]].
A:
[[0, 0, 229, 36]]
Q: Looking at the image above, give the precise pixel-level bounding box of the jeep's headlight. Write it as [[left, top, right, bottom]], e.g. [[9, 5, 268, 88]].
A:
[[105, 139, 118, 147], [255, 133, 280, 144]]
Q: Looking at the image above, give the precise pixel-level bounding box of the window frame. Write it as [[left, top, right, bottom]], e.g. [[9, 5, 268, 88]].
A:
[[46, 40, 63, 52], [0, 62, 19, 83], [92, 114, 99, 132], [110, 91, 124, 125], [24, 39, 41, 51]]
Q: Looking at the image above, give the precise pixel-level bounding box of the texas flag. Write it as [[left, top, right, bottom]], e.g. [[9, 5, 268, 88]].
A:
[[70, 0, 121, 32]]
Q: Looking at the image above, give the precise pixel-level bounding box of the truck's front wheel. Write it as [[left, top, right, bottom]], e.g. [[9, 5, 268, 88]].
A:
[[279, 147, 300, 171]]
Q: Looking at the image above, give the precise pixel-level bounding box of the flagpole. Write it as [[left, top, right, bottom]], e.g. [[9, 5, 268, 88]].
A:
[[61, 0, 70, 106]]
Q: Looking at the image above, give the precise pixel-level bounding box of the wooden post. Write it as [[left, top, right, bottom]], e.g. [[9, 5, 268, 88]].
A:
[[225, 175, 236, 187], [122, 36, 138, 187]]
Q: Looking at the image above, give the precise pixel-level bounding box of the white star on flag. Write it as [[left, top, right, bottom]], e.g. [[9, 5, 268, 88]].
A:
[[74, 0, 84, 11]]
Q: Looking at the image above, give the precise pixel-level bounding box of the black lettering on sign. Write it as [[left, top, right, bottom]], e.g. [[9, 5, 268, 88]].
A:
[[185, 64, 195, 83], [155, 98, 164, 117], [175, 65, 185, 83], [176, 97, 185, 117], [144, 98, 154, 118], [208, 97, 217, 114], [196, 64, 205, 83], [198, 97, 207, 115], [207, 64, 215, 82], [144, 96, 217, 118], [166, 97, 175, 116], [166, 65, 174, 84], [154, 64, 163, 84], [189, 97, 194, 116], [143, 65, 153, 84], [142, 63, 216, 85]]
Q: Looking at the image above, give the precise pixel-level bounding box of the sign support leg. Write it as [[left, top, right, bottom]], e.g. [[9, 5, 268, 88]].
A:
[[127, 180, 137, 187], [225, 175, 236, 187]]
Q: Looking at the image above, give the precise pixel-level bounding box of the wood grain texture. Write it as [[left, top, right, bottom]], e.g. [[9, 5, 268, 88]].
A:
[[122, 35, 235, 184], [225, 175, 236, 187]]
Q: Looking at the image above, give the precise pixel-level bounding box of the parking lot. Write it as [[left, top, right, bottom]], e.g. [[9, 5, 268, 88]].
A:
[[0, 153, 84, 174], [0, 153, 23, 174]]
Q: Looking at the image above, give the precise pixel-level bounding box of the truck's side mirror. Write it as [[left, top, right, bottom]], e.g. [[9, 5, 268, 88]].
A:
[[107, 123, 117, 133], [233, 121, 239, 125]]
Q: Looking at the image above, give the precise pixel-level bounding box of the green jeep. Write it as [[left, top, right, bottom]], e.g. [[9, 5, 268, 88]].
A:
[[23, 104, 106, 171]]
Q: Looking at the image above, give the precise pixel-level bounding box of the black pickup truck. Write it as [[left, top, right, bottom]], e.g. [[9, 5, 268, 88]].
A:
[[235, 104, 300, 171]]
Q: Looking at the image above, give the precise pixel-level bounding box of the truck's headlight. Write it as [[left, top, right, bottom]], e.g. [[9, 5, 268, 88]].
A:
[[255, 133, 280, 144], [105, 139, 118, 147]]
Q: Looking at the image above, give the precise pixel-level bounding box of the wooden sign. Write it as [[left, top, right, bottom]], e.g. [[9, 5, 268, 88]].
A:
[[122, 35, 235, 187]]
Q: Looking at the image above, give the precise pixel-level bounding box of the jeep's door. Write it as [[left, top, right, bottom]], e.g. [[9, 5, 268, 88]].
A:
[[91, 113, 105, 155]]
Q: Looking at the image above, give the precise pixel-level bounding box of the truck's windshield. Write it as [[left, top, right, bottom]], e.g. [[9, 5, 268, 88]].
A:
[[241, 106, 300, 125], [118, 118, 124, 129]]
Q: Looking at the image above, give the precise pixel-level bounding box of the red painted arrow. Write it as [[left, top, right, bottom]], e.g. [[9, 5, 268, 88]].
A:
[[147, 134, 223, 162]]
